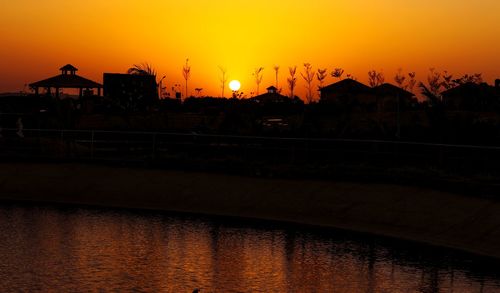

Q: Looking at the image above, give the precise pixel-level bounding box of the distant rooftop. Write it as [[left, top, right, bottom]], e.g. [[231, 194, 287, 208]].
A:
[[320, 78, 372, 94], [373, 83, 414, 97]]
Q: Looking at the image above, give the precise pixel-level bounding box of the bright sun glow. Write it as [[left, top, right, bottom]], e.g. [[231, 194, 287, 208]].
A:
[[229, 80, 241, 91]]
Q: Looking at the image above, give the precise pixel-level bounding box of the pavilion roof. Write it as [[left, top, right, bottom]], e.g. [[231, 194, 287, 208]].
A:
[[29, 74, 102, 89], [250, 92, 294, 104], [60, 64, 78, 71]]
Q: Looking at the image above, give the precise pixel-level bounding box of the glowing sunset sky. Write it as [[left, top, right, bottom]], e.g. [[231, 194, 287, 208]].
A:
[[0, 0, 499, 98]]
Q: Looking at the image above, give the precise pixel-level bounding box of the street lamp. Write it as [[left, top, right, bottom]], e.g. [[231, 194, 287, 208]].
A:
[[158, 75, 166, 99]]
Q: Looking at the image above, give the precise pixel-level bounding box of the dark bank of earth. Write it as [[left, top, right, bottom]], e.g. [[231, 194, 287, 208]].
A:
[[1, 162, 500, 259]]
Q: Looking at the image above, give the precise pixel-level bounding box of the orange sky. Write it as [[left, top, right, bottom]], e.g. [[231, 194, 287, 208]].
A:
[[1, 0, 499, 98]]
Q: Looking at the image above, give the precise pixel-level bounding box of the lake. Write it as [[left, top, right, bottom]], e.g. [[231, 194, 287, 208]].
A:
[[0, 203, 499, 292]]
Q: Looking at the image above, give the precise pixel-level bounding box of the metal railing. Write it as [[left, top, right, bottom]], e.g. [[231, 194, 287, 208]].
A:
[[0, 128, 499, 175]]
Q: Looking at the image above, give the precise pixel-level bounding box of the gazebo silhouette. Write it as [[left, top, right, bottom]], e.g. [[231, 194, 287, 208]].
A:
[[29, 64, 102, 98]]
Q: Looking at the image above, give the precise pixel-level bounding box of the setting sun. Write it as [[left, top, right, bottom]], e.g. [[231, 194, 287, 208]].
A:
[[229, 80, 241, 92]]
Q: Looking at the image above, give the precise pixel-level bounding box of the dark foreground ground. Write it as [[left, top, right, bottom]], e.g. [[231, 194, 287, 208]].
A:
[[1, 162, 500, 259]]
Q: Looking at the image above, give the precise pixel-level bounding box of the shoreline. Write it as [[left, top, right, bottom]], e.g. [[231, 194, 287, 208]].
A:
[[1, 162, 500, 259]]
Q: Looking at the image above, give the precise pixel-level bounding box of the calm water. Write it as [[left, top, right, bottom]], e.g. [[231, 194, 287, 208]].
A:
[[0, 203, 499, 293]]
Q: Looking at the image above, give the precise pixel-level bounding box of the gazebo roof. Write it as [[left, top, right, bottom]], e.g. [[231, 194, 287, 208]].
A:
[[60, 64, 78, 72], [30, 74, 102, 89], [250, 92, 293, 104], [30, 65, 102, 89]]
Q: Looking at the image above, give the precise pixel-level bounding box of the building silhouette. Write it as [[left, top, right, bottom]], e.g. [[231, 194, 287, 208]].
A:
[[29, 64, 102, 98], [441, 82, 500, 111], [373, 83, 416, 112], [320, 79, 418, 112], [250, 86, 299, 104], [103, 73, 158, 111], [320, 79, 377, 111]]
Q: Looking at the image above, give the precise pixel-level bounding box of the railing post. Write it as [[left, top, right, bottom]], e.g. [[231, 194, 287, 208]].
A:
[[305, 138, 310, 162], [90, 130, 95, 160], [151, 133, 156, 160], [60, 129, 65, 158]]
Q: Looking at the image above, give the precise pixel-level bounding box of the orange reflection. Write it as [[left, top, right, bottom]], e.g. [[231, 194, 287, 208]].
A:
[[0, 206, 498, 292]]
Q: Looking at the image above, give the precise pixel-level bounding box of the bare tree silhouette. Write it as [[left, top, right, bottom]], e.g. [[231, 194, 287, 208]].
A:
[[316, 68, 328, 90], [426, 68, 443, 98], [301, 63, 315, 103], [442, 70, 454, 90], [273, 65, 280, 89], [331, 68, 344, 80], [418, 71, 446, 142], [394, 68, 407, 89], [287, 66, 297, 99], [218, 66, 228, 98], [407, 72, 417, 93], [368, 70, 384, 87], [393, 69, 407, 138], [253, 67, 264, 95], [419, 82, 441, 106], [346, 73, 357, 80], [437, 70, 484, 93], [182, 59, 191, 99], [452, 73, 483, 86]]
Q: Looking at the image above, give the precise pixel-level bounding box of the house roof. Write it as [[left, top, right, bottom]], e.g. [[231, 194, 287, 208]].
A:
[[266, 86, 277, 91], [320, 79, 372, 94], [30, 74, 102, 89], [373, 83, 414, 98], [441, 82, 495, 97]]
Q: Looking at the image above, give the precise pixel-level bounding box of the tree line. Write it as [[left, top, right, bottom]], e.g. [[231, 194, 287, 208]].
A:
[[128, 62, 488, 102]]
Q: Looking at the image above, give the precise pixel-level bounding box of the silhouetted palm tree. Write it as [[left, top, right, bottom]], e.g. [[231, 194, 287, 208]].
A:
[[127, 63, 157, 77], [127, 63, 160, 98]]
